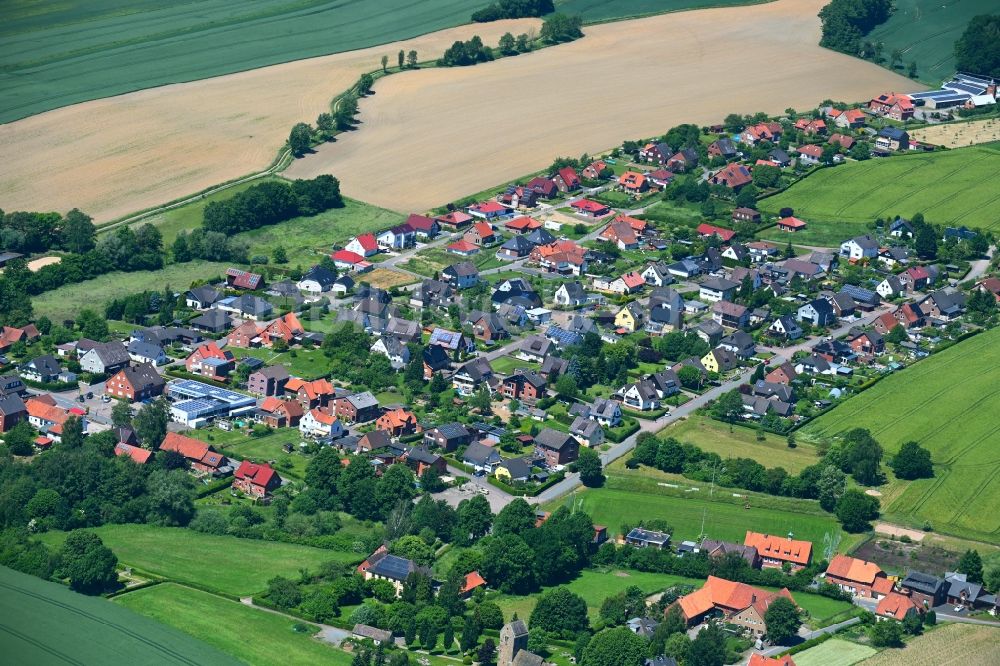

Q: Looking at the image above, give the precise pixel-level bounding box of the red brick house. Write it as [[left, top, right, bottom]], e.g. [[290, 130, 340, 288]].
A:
[[0, 324, 40, 352], [873, 312, 900, 335], [105, 363, 166, 402], [159, 432, 228, 475], [743, 532, 812, 571], [285, 377, 336, 410], [232, 460, 281, 498], [765, 362, 797, 386], [618, 171, 649, 194], [0, 393, 27, 432], [554, 167, 581, 192], [533, 428, 579, 466], [501, 371, 547, 404], [582, 160, 608, 180], [376, 408, 419, 437], [847, 330, 884, 357], [894, 303, 924, 329], [185, 342, 235, 381], [710, 163, 752, 190], [824, 555, 893, 599], [334, 391, 380, 423], [875, 592, 920, 622], [464, 222, 499, 247], [256, 397, 304, 428]]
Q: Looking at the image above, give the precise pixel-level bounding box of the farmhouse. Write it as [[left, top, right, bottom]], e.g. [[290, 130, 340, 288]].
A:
[[232, 460, 281, 498], [743, 532, 811, 571], [824, 555, 892, 599], [676, 576, 796, 637], [709, 163, 752, 190]]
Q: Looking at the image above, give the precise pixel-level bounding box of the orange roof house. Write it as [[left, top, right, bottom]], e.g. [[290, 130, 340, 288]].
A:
[[613, 214, 648, 233], [600, 221, 640, 249], [261, 312, 304, 346], [776, 217, 807, 232], [876, 592, 920, 621], [115, 442, 153, 465], [748, 655, 796, 666], [676, 576, 796, 634], [461, 571, 487, 596], [159, 432, 228, 474], [697, 223, 736, 242], [505, 216, 543, 233], [619, 171, 649, 193], [376, 408, 419, 437], [744, 531, 812, 570], [825, 554, 892, 598]]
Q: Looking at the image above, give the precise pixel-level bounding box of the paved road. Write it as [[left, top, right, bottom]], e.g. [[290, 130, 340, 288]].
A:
[[239, 596, 351, 646], [964, 245, 995, 282], [752, 617, 862, 661]]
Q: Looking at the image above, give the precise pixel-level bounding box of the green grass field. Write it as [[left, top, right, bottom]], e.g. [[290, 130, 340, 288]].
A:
[[792, 639, 877, 666], [230, 346, 340, 381], [0, 567, 239, 666], [190, 427, 311, 480], [115, 583, 351, 666], [32, 260, 231, 323], [492, 568, 703, 622], [659, 416, 821, 474], [803, 328, 1000, 543], [556, 0, 768, 23], [548, 471, 856, 554], [865, 0, 996, 85], [36, 524, 360, 596], [0, 0, 489, 122], [758, 146, 1000, 233]]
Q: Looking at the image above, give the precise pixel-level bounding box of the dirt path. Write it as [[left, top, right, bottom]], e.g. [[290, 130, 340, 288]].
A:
[[0, 19, 540, 222], [285, 0, 919, 212], [874, 522, 926, 542]]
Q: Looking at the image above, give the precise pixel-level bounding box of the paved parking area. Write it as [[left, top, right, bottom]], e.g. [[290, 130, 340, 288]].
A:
[[437, 475, 511, 513]]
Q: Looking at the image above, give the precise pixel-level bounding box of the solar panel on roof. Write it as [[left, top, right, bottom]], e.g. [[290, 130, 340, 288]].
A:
[[934, 94, 971, 104], [371, 555, 413, 580], [944, 81, 985, 95]]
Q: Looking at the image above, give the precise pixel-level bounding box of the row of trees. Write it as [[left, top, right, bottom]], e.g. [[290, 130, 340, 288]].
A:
[[439, 36, 495, 67], [471, 0, 553, 22], [818, 0, 893, 56], [202, 176, 342, 235]]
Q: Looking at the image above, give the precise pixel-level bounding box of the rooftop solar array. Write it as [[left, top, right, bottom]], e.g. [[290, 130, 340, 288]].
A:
[[945, 81, 985, 95], [370, 554, 413, 580], [167, 379, 255, 406], [172, 399, 219, 417]]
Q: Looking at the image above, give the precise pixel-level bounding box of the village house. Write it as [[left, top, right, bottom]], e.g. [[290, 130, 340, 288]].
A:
[[741, 122, 783, 145], [333, 391, 380, 423], [285, 377, 336, 410], [708, 137, 739, 159], [0, 324, 40, 352], [553, 166, 581, 192], [20, 355, 64, 383], [376, 408, 419, 437], [626, 528, 671, 549], [699, 277, 739, 303], [615, 302, 646, 332], [569, 416, 604, 447], [232, 460, 281, 498], [875, 593, 920, 623], [405, 213, 439, 239], [376, 223, 416, 251], [570, 199, 611, 218], [359, 548, 430, 597], [159, 432, 229, 476], [840, 235, 879, 262], [185, 342, 235, 381], [423, 422, 472, 452], [711, 301, 749, 329], [875, 127, 910, 153], [462, 440, 503, 472], [797, 299, 835, 327], [452, 357, 495, 396], [105, 363, 166, 402], [776, 216, 807, 232], [533, 428, 579, 467], [676, 576, 796, 638], [299, 408, 343, 438], [247, 365, 290, 396], [80, 341, 130, 375], [768, 316, 803, 340], [795, 144, 823, 164], [744, 532, 812, 571], [619, 171, 649, 194], [582, 160, 608, 180], [824, 555, 893, 599], [0, 393, 27, 433], [898, 571, 949, 608], [296, 265, 338, 294], [640, 142, 673, 164], [255, 397, 303, 428], [501, 371, 547, 404], [226, 268, 263, 291], [442, 262, 480, 289]]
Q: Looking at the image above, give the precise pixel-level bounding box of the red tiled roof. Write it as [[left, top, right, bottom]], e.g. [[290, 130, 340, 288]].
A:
[[470, 201, 507, 214], [797, 144, 823, 158], [331, 249, 365, 265], [571, 199, 608, 213], [226, 268, 263, 290], [354, 233, 378, 252], [505, 216, 542, 231], [678, 576, 796, 620], [436, 211, 474, 226], [876, 592, 918, 620], [744, 531, 812, 566], [621, 271, 645, 289], [447, 240, 479, 253], [826, 555, 884, 585], [405, 214, 437, 232], [697, 223, 736, 242], [115, 443, 153, 464], [749, 655, 796, 666], [160, 432, 210, 460], [234, 460, 277, 488], [462, 571, 487, 594], [777, 217, 807, 229]]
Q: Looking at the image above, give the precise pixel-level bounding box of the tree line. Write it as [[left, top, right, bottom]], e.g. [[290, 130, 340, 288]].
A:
[[472, 0, 553, 22], [0, 208, 96, 255], [818, 0, 893, 56], [202, 175, 342, 236]]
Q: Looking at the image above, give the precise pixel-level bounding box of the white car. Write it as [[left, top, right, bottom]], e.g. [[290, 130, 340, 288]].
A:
[[954, 605, 964, 612]]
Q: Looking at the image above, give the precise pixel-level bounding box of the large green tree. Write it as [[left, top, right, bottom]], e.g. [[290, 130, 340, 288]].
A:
[[889, 441, 933, 480], [58, 530, 118, 593], [529, 586, 588, 636], [580, 627, 646, 666], [763, 596, 800, 644], [835, 489, 880, 532]]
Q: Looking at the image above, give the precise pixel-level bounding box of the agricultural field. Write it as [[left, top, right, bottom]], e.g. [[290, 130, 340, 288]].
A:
[[36, 524, 359, 596], [31, 260, 231, 323], [792, 639, 876, 666], [659, 415, 821, 473], [557, 0, 769, 22], [864, 0, 996, 85], [912, 117, 1000, 149], [0, 0, 496, 122], [547, 470, 856, 553], [284, 0, 916, 212], [758, 146, 1000, 233], [858, 623, 1000, 666], [115, 583, 351, 666], [0, 567, 239, 666], [0, 19, 540, 223], [802, 328, 1000, 543], [364, 268, 420, 290]]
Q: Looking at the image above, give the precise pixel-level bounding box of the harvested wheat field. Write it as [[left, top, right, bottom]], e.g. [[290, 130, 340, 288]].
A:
[[0, 19, 539, 223], [912, 118, 1000, 148], [286, 0, 919, 212], [858, 623, 1000, 666]]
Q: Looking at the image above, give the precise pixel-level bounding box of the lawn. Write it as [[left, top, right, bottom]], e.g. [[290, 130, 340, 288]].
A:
[[36, 524, 360, 597], [865, 0, 997, 85], [1, 0, 492, 122], [757, 146, 1000, 233], [489, 355, 540, 376], [31, 260, 231, 323], [802, 328, 1000, 543], [658, 415, 821, 474], [230, 347, 337, 381], [190, 427, 311, 480], [115, 583, 352, 666], [0, 567, 239, 666], [492, 568, 704, 622], [758, 219, 873, 249], [857, 623, 1000, 666], [792, 639, 876, 666], [547, 472, 857, 554]]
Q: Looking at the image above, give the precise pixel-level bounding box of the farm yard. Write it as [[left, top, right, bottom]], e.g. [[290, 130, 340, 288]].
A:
[[35, 524, 360, 597], [0, 567, 238, 666], [658, 415, 821, 473], [0, 0, 499, 123], [803, 327, 1000, 543], [858, 624, 1000, 665], [285, 0, 916, 213], [0, 18, 540, 223], [759, 145, 1000, 233], [792, 639, 876, 666], [911, 118, 1000, 148], [864, 0, 996, 85], [114, 584, 351, 666]]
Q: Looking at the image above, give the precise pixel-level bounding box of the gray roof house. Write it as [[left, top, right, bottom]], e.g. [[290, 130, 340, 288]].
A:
[[462, 441, 503, 471], [80, 341, 131, 374]]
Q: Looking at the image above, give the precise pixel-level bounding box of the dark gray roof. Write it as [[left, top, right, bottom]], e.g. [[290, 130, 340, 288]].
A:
[[191, 310, 232, 329], [444, 261, 479, 277], [120, 363, 165, 389], [127, 340, 163, 360], [901, 571, 946, 596], [368, 554, 420, 581], [500, 457, 532, 480], [23, 354, 61, 376], [533, 428, 575, 450], [463, 441, 502, 466], [0, 393, 26, 416], [434, 422, 470, 440], [347, 391, 379, 409], [301, 265, 337, 287], [187, 285, 220, 304]]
